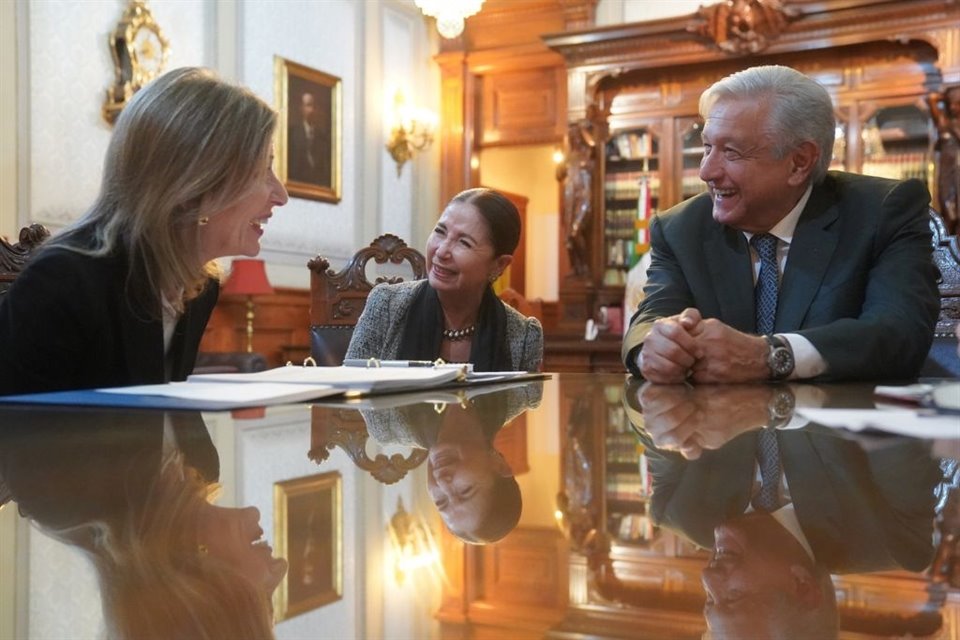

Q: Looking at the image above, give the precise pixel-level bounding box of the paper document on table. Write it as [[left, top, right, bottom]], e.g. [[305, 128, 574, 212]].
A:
[[873, 383, 935, 404], [797, 408, 960, 439], [188, 364, 469, 395]]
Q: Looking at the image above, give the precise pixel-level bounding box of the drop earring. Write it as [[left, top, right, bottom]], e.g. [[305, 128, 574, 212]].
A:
[[198, 217, 210, 226]]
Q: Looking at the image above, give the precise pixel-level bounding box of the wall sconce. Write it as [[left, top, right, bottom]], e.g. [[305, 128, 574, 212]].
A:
[[386, 90, 437, 177], [415, 0, 485, 39], [221, 259, 273, 353], [387, 497, 443, 586]]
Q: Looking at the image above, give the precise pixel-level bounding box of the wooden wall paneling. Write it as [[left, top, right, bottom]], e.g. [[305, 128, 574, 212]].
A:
[[438, 53, 471, 206], [480, 67, 567, 147]]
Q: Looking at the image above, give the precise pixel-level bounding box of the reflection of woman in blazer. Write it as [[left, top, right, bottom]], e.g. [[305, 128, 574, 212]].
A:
[[0, 409, 286, 639], [362, 383, 542, 543]]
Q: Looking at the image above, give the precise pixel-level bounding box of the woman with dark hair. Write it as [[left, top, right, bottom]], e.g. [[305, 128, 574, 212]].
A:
[[346, 188, 543, 371], [0, 67, 288, 395]]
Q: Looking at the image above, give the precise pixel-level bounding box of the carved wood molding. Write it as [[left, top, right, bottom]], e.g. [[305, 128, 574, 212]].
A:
[[544, 0, 960, 74], [688, 0, 801, 54], [308, 409, 429, 485], [0, 224, 49, 272]]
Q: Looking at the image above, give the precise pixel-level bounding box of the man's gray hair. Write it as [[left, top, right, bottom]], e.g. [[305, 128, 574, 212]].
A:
[[700, 65, 836, 184]]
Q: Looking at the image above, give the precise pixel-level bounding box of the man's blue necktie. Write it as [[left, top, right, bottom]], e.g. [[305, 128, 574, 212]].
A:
[[751, 233, 779, 335], [752, 428, 782, 512]]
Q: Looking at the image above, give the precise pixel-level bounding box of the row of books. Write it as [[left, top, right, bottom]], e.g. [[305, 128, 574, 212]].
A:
[[604, 172, 661, 201], [604, 208, 648, 239], [607, 238, 648, 270], [609, 131, 657, 160], [608, 444, 642, 464], [610, 513, 657, 543], [861, 153, 930, 182]]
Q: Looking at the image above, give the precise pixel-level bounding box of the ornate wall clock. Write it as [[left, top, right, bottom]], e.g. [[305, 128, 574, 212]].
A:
[[102, 0, 170, 125]]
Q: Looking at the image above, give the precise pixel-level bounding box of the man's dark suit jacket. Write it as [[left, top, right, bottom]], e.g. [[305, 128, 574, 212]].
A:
[[639, 429, 939, 574], [622, 172, 941, 380], [0, 244, 218, 395]]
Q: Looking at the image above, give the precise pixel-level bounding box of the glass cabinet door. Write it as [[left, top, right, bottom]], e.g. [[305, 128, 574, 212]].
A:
[[679, 118, 708, 202], [860, 102, 934, 185], [603, 126, 660, 286]]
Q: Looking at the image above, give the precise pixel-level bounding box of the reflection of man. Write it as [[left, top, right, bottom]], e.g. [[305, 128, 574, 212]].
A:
[[703, 512, 838, 639], [626, 383, 941, 637], [288, 91, 330, 187], [626, 383, 940, 575], [622, 64, 940, 383]]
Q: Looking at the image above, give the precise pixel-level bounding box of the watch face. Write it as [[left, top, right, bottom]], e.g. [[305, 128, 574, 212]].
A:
[[132, 26, 164, 77], [771, 347, 793, 377]]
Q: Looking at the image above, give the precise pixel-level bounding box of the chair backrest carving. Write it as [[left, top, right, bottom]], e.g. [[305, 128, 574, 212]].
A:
[[498, 286, 543, 322], [0, 224, 51, 296], [308, 233, 426, 365], [929, 207, 960, 338], [923, 208, 960, 377]]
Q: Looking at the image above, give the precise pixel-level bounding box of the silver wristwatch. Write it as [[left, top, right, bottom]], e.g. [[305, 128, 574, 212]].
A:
[[764, 335, 795, 381]]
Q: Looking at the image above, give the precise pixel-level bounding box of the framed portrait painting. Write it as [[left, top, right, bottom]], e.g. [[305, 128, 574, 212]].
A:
[[274, 56, 342, 203], [273, 471, 343, 621]]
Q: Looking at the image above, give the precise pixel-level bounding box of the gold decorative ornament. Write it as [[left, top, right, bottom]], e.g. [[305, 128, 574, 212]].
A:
[[102, 0, 170, 125]]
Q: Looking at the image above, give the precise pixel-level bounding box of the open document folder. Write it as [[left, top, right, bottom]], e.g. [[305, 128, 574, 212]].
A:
[[0, 364, 544, 411], [187, 362, 538, 393]]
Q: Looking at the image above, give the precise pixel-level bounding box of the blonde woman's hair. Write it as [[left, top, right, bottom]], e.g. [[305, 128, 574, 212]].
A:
[[49, 67, 277, 315]]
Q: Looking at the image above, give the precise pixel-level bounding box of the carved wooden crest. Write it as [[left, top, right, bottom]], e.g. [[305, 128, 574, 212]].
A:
[[689, 0, 801, 54], [0, 224, 51, 294]]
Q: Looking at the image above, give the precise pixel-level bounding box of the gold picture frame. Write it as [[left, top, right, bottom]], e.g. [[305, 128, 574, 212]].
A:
[[274, 56, 342, 203], [273, 471, 343, 621]]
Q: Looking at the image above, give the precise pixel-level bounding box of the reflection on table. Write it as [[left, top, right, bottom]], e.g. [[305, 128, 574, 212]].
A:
[[1, 374, 958, 639]]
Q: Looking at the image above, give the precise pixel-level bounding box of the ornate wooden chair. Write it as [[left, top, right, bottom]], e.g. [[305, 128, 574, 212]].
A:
[[0, 224, 51, 296], [308, 233, 426, 366], [498, 286, 543, 322], [923, 208, 960, 377]]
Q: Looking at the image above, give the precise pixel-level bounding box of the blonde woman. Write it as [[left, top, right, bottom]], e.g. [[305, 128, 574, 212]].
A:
[[0, 67, 288, 395]]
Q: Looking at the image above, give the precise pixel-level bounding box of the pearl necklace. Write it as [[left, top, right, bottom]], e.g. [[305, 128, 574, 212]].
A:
[[441, 325, 476, 341]]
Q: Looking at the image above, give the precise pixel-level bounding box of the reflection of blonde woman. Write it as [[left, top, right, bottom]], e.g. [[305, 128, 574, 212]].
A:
[[2, 418, 286, 640], [95, 455, 287, 639]]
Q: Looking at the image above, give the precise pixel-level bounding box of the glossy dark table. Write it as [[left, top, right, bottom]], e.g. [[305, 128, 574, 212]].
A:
[[1, 373, 958, 639]]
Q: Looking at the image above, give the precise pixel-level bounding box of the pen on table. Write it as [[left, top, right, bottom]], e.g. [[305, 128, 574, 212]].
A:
[[342, 359, 436, 368]]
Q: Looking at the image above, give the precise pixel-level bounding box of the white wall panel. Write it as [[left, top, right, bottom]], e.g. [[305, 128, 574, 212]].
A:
[[236, 406, 365, 640], [241, 0, 359, 285], [379, 7, 418, 244], [27, 0, 205, 227], [28, 532, 101, 640]]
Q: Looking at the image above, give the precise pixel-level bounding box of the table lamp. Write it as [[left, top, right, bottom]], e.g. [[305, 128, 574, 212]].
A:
[[222, 259, 273, 352]]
